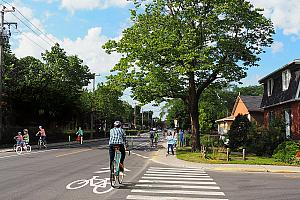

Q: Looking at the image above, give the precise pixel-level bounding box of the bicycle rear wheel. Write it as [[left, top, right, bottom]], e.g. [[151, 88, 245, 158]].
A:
[[16, 146, 22, 155], [110, 160, 117, 187], [38, 140, 42, 150]]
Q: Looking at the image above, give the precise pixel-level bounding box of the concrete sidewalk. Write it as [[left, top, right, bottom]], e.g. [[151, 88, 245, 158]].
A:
[[151, 141, 300, 173]]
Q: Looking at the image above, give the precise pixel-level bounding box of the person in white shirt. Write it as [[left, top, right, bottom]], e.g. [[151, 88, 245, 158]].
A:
[[166, 133, 174, 155]]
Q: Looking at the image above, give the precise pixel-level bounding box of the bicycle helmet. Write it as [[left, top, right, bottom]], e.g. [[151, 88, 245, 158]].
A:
[[114, 121, 122, 127], [23, 129, 28, 132], [18, 132, 22, 135]]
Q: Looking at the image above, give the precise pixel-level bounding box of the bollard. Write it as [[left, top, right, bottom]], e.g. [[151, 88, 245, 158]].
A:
[[243, 148, 246, 161], [226, 148, 230, 161], [68, 135, 71, 148]]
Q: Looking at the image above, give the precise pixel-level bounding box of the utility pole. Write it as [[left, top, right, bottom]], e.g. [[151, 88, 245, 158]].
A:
[[141, 108, 144, 130], [133, 103, 136, 129], [0, 6, 16, 141], [91, 73, 100, 139], [148, 111, 150, 129]]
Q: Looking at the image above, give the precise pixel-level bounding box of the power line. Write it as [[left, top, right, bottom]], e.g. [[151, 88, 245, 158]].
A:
[[10, 12, 53, 47], [1, 0, 56, 47], [13, 28, 47, 52], [4, 19, 47, 52]]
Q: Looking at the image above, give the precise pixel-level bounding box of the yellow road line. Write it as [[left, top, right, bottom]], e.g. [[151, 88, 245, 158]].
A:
[[56, 149, 92, 157]]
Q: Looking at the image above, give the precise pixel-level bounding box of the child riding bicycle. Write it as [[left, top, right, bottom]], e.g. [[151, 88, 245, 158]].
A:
[[23, 129, 30, 145], [14, 132, 25, 147]]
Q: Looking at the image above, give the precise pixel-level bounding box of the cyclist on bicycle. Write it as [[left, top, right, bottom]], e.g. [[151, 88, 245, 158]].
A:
[[14, 132, 25, 146], [36, 125, 46, 145], [23, 129, 30, 144], [109, 121, 126, 172]]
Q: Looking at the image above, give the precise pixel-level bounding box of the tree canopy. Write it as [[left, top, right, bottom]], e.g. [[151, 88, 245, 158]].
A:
[[103, 0, 274, 151]]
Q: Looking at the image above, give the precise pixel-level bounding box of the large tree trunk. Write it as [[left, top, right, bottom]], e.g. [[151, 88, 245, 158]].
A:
[[188, 72, 200, 152]]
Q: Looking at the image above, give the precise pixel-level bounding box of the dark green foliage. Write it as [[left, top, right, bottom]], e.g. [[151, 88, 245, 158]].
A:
[[201, 134, 221, 147], [273, 141, 300, 163], [246, 117, 286, 156], [3, 44, 94, 127], [228, 114, 251, 150]]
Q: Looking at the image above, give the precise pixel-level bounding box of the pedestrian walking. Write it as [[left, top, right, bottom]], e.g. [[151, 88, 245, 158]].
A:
[[166, 133, 175, 155], [149, 128, 155, 147], [76, 127, 84, 144]]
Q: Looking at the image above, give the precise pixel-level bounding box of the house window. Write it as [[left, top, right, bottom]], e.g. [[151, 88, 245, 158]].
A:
[[282, 69, 291, 91], [267, 78, 274, 96]]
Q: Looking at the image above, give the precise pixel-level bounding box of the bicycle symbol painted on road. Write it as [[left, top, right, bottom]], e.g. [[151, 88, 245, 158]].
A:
[[66, 175, 113, 194]]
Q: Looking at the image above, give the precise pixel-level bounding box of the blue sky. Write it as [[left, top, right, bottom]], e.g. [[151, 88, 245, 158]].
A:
[[3, 0, 300, 115]]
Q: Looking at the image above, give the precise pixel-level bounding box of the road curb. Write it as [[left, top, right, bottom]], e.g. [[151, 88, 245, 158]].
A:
[[152, 141, 300, 174]]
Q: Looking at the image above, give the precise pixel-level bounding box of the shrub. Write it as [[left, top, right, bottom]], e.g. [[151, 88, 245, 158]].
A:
[[228, 114, 251, 150], [272, 141, 300, 163], [201, 134, 221, 147], [246, 117, 286, 156], [184, 133, 191, 146]]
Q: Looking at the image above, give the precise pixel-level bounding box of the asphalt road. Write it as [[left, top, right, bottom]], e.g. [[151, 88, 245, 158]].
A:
[[1, 137, 300, 200]]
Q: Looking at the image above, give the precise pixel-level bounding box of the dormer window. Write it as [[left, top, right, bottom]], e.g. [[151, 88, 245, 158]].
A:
[[282, 69, 291, 91], [267, 78, 274, 96]]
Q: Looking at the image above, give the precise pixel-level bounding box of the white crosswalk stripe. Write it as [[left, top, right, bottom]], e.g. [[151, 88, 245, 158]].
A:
[[127, 167, 228, 200]]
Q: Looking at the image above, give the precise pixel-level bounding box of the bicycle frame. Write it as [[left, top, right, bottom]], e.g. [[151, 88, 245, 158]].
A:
[[114, 148, 121, 175], [110, 145, 124, 187]]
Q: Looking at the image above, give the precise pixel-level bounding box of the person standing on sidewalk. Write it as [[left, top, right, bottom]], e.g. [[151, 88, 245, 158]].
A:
[[179, 129, 184, 147], [166, 133, 174, 155]]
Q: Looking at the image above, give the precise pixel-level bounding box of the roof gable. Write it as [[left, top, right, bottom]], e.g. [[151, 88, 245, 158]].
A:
[[231, 95, 262, 116], [259, 59, 300, 83]]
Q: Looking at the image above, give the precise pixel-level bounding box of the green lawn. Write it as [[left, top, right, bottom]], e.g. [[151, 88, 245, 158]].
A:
[[176, 147, 295, 166]]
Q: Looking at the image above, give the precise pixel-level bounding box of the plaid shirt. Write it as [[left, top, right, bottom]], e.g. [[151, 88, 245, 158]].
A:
[[109, 127, 126, 145]]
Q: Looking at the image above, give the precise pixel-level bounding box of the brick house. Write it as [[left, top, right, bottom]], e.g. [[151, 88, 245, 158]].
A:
[[259, 59, 300, 139], [216, 95, 263, 135]]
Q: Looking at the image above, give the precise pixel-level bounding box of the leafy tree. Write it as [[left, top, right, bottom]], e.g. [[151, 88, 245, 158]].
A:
[[103, 0, 274, 151], [163, 99, 189, 129], [199, 108, 212, 134], [228, 114, 251, 150], [93, 83, 134, 128], [4, 44, 93, 126]]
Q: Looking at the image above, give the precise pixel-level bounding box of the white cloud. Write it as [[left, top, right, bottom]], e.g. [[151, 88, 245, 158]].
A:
[[13, 32, 54, 58], [249, 0, 300, 37], [271, 41, 284, 53], [60, 0, 130, 13], [13, 27, 121, 74], [61, 27, 121, 73]]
